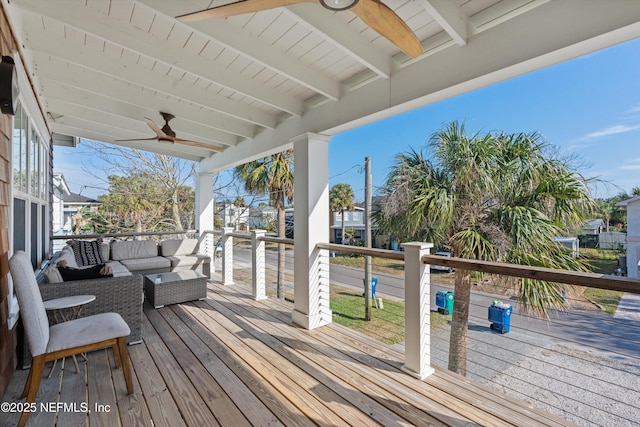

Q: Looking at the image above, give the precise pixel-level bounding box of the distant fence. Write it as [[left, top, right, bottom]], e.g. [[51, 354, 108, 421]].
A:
[[599, 232, 626, 250]]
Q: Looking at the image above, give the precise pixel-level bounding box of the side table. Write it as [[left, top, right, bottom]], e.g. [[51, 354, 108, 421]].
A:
[[43, 295, 96, 377]]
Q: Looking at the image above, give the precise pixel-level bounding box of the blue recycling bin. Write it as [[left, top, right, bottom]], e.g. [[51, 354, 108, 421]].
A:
[[436, 291, 454, 315], [362, 277, 378, 300], [488, 304, 512, 334]]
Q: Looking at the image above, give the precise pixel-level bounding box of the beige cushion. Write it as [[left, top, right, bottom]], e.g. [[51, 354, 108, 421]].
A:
[[111, 240, 158, 260], [58, 247, 79, 268], [44, 266, 64, 283], [160, 239, 198, 256], [47, 312, 130, 353]]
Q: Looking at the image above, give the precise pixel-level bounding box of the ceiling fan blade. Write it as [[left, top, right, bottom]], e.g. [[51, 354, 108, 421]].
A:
[[177, 0, 313, 21], [173, 137, 226, 152], [144, 117, 169, 139], [114, 137, 159, 142], [351, 0, 423, 58]]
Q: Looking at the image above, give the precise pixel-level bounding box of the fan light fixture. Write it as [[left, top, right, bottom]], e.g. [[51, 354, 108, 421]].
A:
[[319, 0, 358, 11]]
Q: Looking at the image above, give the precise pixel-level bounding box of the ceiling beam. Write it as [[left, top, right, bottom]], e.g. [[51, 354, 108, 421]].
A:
[[285, 5, 391, 78], [26, 43, 277, 128], [201, 0, 640, 172], [40, 79, 254, 140], [417, 0, 468, 46], [139, 0, 342, 101], [11, 0, 304, 116]]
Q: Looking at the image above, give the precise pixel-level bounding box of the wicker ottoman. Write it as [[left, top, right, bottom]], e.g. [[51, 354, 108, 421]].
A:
[[144, 270, 207, 308]]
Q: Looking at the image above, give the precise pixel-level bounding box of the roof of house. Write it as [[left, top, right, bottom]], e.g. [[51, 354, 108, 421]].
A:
[[616, 195, 640, 207], [63, 193, 101, 204], [583, 219, 604, 229]]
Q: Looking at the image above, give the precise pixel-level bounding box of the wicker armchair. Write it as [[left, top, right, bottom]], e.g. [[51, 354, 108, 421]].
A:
[[38, 275, 143, 343], [21, 274, 143, 369]]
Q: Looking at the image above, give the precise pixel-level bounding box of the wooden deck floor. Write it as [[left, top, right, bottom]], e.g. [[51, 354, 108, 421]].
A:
[[2, 281, 576, 426]]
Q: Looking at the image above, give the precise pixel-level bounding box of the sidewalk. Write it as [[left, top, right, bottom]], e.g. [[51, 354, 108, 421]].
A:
[[614, 292, 640, 320]]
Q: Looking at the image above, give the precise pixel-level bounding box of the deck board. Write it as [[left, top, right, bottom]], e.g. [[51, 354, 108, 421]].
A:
[[0, 281, 578, 427]]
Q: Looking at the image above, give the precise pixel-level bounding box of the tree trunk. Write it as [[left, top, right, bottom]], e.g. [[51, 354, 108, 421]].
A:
[[277, 206, 285, 299], [341, 208, 346, 244], [171, 190, 183, 230], [448, 269, 472, 375]]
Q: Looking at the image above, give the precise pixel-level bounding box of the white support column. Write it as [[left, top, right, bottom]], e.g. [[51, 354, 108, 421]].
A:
[[222, 227, 234, 286], [195, 172, 215, 263], [401, 242, 435, 380], [252, 229, 267, 300], [292, 132, 332, 330]]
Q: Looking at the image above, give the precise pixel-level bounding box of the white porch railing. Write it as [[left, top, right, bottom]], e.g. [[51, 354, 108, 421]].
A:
[[216, 228, 640, 424]]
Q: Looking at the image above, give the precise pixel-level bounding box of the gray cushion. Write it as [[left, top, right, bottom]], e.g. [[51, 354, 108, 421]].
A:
[[160, 239, 198, 256], [9, 251, 50, 356], [47, 312, 130, 353], [58, 247, 79, 268], [111, 240, 158, 260], [119, 256, 170, 272], [106, 261, 132, 277], [164, 254, 210, 268]]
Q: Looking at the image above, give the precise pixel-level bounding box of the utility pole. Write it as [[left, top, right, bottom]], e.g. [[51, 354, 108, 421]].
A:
[[364, 157, 373, 321]]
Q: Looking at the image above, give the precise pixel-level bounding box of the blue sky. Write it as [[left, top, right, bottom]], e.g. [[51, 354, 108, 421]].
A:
[[57, 37, 639, 201], [329, 37, 640, 201]]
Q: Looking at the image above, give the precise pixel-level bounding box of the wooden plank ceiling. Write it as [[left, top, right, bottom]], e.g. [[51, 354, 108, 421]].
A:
[[2, 0, 640, 170]]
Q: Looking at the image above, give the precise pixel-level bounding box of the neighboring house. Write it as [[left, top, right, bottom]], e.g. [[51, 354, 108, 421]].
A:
[[52, 172, 71, 234], [582, 219, 605, 235], [330, 206, 365, 243], [616, 196, 640, 279], [63, 192, 102, 234], [553, 237, 579, 258], [247, 205, 277, 229], [219, 202, 250, 231]]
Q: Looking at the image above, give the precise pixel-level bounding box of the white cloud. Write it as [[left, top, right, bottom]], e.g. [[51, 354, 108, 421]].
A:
[[620, 164, 640, 171], [581, 124, 640, 140]]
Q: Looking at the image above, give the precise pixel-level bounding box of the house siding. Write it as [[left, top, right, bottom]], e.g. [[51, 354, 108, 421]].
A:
[[627, 200, 640, 279], [0, 4, 18, 398]]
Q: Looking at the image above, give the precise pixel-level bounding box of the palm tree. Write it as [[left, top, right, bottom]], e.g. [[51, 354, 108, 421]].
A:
[[330, 183, 355, 244], [235, 150, 294, 299], [377, 121, 594, 375]]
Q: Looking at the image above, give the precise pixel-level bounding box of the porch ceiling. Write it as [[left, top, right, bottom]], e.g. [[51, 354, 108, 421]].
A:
[[3, 0, 640, 169]]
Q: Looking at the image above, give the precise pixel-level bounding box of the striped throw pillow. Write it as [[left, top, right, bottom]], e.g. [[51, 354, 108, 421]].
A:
[[69, 239, 106, 266]]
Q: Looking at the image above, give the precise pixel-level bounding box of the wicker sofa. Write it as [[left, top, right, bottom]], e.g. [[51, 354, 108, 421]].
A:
[[39, 238, 210, 343], [21, 238, 211, 368]]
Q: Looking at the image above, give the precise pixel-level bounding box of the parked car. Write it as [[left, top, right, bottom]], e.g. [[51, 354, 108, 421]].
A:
[[430, 251, 454, 272]]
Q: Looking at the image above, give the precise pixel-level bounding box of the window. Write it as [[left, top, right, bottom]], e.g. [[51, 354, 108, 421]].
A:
[[30, 126, 39, 197], [352, 212, 362, 222], [11, 100, 50, 268]]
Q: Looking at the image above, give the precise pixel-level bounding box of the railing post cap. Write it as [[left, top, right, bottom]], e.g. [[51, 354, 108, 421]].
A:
[[401, 242, 434, 250], [252, 229, 267, 234]]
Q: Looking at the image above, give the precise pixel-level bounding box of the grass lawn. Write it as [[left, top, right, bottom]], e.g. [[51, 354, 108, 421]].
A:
[[329, 254, 405, 276], [580, 248, 624, 315], [330, 285, 450, 345]]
